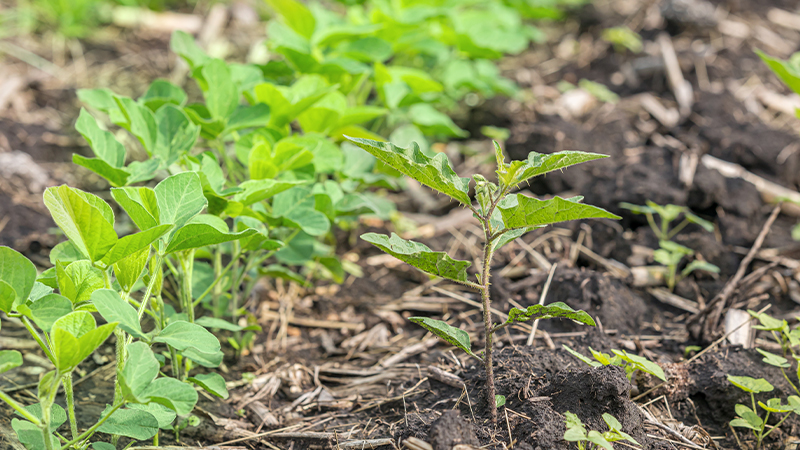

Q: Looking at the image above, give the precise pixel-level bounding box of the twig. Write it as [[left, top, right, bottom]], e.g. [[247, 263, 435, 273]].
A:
[[527, 264, 557, 346]]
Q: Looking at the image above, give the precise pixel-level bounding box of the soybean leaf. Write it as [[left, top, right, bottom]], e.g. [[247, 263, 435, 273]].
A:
[[0, 350, 22, 373], [266, 0, 316, 40], [564, 412, 587, 441], [93, 443, 116, 450], [409, 317, 477, 359], [114, 96, 157, 155], [505, 302, 596, 326], [757, 49, 800, 94], [233, 179, 306, 206], [188, 373, 229, 399], [154, 105, 199, 166], [11, 418, 60, 450], [201, 58, 238, 121], [170, 30, 209, 69], [587, 430, 614, 450], [155, 172, 207, 230], [195, 316, 255, 332], [757, 348, 791, 368], [49, 240, 84, 265], [733, 404, 763, 430], [748, 310, 786, 331], [99, 224, 170, 268], [619, 202, 656, 215], [23, 294, 73, 333], [495, 395, 506, 408], [611, 350, 666, 381], [226, 104, 271, 132], [127, 403, 176, 430], [74, 109, 129, 186], [44, 186, 118, 263], [52, 311, 118, 372], [408, 103, 468, 138], [58, 260, 105, 304], [140, 79, 187, 111], [182, 346, 224, 368], [0, 246, 37, 312], [113, 247, 150, 293], [112, 187, 160, 231], [165, 216, 257, 253], [272, 187, 331, 236], [154, 321, 221, 355], [92, 289, 146, 340], [97, 406, 159, 440], [140, 377, 198, 416], [498, 195, 620, 230], [121, 342, 159, 402], [759, 398, 793, 413], [362, 233, 471, 283], [728, 375, 774, 394], [346, 137, 471, 205]]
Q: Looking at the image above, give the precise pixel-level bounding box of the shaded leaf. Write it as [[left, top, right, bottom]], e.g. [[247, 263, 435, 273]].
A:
[[362, 233, 471, 283]]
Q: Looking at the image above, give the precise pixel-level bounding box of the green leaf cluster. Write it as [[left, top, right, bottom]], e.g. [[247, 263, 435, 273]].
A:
[[563, 345, 666, 381], [564, 412, 640, 450]]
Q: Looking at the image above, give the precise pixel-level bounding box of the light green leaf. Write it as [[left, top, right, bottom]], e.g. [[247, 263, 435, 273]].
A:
[[52, 311, 117, 372], [25, 294, 72, 333], [154, 321, 221, 355], [362, 233, 471, 283], [272, 187, 331, 236], [44, 186, 118, 263], [141, 378, 199, 416], [226, 104, 271, 132], [0, 350, 22, 373], [587, 430, 614, 450], [170, 30, 209, 69], [201, 58, 238, 121], [266, 0, 316, 39], [611, 350, 666, 381], [409, 316, 476, 359], [748, 310, 786, 331], [681, 260, 720, 277], [113, 247, 151, 293], [562, 345, 603, 367], [112, 186, 160, 231], [505, 302, 596, 326], [140, 79, 187, 111], [499, 151, 607, 189], [728, 375, 774, 394], [345, 137, 471, 205], [11, 418, 59, 450], [0, 246, 37, 312], [495, 395, 506, 408], [75, 108, 125, 167], [165, 220, 257, 254], [99, 224, 170, 268], [182, 346, 224, 368], [757, 49, 800, 95], [232, 179, 306, 206], [114, 96, 157, 155], [154, 104, 199, 166], [564, 411, 587, 441], [758, 398, 793, 413], [188, 373, 229, 399], [498, 195, 620, 230], [92, 289, 146, 340], [734, 404, 764, 429], [127, 403, 176, 430], [121, 341, 159, 402], [58, 260, 105, 304], [408, 103, 468, 138], [97, 406, 159, 440], [155, 172, 207, 229]]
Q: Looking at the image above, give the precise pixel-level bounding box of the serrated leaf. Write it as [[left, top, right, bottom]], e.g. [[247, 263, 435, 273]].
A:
[[500, 151, 607, 189], [155, 172, 207, 230], [121, 341, 159, 402], [729, 375, 774, 393], [0, 350, 22, 374], [505, 302, 596, 326], [92, 289, 146, 340], [188, 373, 229, 399], [346, 136, 471, 205], [498, 195, 620, 230], [362, 233, 471, 283], [97, 406, 159, 440], [44, 186, 118, 263], [0, 246, 37, 312], [409, 316, 476, 358]]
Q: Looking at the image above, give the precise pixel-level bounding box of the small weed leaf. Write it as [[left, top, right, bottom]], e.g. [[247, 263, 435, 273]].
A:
[[611, 349, 666, 381], [345, 137, 472, 205], [495, 395, 506, 408], [97, 406, 159, 440], [0, 246, 37, 312], [562, 345, 603, 367], [497, 150, 607, 189], [409, 317, 477, 359], [498, 195, 620, 230], [505, 302, 596, 326], [681, 260, 720, 277], [362, 233, 471, 283], [683, 211, 715, 233], [188, 373, 230, 399], [619, 202, 656, 215], [728, 375, 774, 393], [121, 342, 159, 402], [658, 240, 693, 255], [0, 350, 22, 374], [92, 289, 146, 340], [748, 310, 787, 331], [756, 348, 791, 368], [43, 186, 118, 263]]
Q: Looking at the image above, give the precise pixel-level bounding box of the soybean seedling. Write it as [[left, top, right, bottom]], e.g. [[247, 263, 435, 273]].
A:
[[728, 375, 800, 450], [620, 201, 719, 290], [349, 136, 619, 421], [562, 345, 666, 382], [564, 412, 641, 450], [748, 310, 800, 396]]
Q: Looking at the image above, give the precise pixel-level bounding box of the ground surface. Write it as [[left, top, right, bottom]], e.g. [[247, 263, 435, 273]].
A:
[[2, 0, 800, 449]]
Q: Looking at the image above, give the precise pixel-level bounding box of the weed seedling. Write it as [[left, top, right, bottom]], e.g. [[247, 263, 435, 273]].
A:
[[564, 412, 641, 450], [562, 345, 666, 382], [620, 201, 719, 290], [350, 136, 619, 421], [728, 375, 800, 450]]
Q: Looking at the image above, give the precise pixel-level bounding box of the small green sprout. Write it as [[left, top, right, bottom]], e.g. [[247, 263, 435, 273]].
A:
[[748, 310, 800, 397], [351, 137, 619, 421], [563, 345, 666, 382], [620, 201, 720, 290], [564, 412, 641, 450], [728, 375, 800, 450], [601, 27, 643, 53]]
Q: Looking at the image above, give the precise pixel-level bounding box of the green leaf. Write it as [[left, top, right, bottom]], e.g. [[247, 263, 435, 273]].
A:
[[408, 316, 476, 359], [272, 187, 331, 236], [93, 443, 117, 450], [44, 185, 118, 263], [58, 260, 105, 304], [499, 151, 607, 189], [97, 406, 159, 440], [499, 195, 620, 230], [188, 373, 229, 399], [748, 310, 786, 331], [24, 294, 72, 332], [170, 30, 209, 69], [757, 49, 800, 95], [683, 211, 715, 233], [165, 217, 258, 253], [52, 311, 117, 372], [758, 398, 793, 413], [113, 247, 150, 293], [505, 302, 596, 326], [495, 395, 506, 408], [734, 404, 763, 429], [564, 411, 587, 441], [233, 179, 307, 206], [112, 186, 160, 231], [140, 79, 187, 111], [127, 403, 176, 430], [681, 260, 720, 277], [562, 344, 603, 367], [182, 346, 224, 368], [114, 96, 157, 155], [226, 104, 271, 132], [728, 375, 774, 394], [154, 320, 221, 355], [155, 172, 207, 230], [0, 350, 22, 373], [140, 377, 198, 416], [99, 224, 170, 268], [266, 0, 316, 39], [611, 350, 666, 381], [92, 289, 146, 340], [11, 418, 59, 450], [345, 137, 471, 205], [408, 103, 468, 138], [201, 58, 238, 121], [587, 430, 614, 450], [154, 105, 199, 166], [362, 233, 471, 283], [75, 109, 125, 167], [0, 246, 37, 312], [121, 341, 159, 402], [619, 202, 656, 215]]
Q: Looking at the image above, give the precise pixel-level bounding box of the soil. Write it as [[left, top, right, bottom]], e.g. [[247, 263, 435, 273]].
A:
[[3, 0, 800, 448]]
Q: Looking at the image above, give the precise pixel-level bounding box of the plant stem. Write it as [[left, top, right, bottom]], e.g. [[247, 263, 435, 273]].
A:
[[178, 250, 196, 322], [230, 241, 241, 341], [21, 316, 55, 363], [62, 373, 78, 440], [59, 402, 124, 450], [480, 218, 497, 423], [761, 412, 790, 439], [0, 389, 42, 425]]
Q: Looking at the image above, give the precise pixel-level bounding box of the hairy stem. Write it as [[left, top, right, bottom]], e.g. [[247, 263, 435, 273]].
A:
[[480, 218, 497, 423], [21, 317, 55, 363], [59, 402, 124, 450], [62, 373, 78, 440], [0, 389, 42, 425]]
